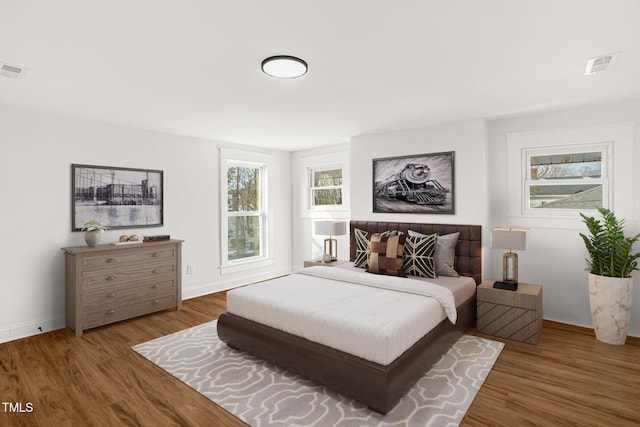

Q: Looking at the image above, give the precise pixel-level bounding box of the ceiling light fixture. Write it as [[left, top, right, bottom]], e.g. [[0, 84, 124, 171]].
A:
[[261, 55, 308, 79]]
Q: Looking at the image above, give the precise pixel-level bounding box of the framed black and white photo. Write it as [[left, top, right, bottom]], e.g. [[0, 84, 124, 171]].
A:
[[373, 151, 454, 214], [72, 164, 163, 231]]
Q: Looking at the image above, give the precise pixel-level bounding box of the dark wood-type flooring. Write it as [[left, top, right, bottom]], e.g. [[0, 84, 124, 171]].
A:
[[1, 292, 639, 426]]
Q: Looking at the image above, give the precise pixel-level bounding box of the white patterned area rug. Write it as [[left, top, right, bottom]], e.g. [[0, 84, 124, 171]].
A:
[[132, 321, 503, 427]]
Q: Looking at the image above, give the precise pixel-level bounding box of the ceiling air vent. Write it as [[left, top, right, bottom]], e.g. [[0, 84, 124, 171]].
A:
[[584, 54, 615, 76], [0, 62, 27, 79]]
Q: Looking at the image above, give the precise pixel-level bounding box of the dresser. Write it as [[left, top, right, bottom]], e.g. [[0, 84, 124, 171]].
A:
[[63, 239, 183, 336]]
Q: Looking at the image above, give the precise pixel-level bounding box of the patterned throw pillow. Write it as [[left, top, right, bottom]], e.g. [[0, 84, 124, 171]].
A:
[[353, 228, 370, 268], [367, 232, 406, 277], [402, 234, 437, 278], [408, 230, 460, 277]]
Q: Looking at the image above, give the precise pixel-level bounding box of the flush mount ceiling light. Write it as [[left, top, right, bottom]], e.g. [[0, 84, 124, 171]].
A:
[[261, 55, 308, 79]]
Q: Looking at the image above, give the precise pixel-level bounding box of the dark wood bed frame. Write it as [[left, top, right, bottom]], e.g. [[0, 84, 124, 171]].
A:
[[217, 221, 482, 414]]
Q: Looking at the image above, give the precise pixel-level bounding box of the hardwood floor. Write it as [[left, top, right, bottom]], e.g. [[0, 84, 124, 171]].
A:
[[1, 292, 638, 427]]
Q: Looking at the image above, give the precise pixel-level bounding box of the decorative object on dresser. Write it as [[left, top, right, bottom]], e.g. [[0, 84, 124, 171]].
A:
[[71, 164, 163, 231], [144, 234, 171, 242], [372, 151, 455, 214], [579, 207, 639, 345], [81, 220, 109, 247], [314, 220, 347, 261], [63, 239, 183, 336], [490, 227, 529, 291], [477, 279, 542, 344]]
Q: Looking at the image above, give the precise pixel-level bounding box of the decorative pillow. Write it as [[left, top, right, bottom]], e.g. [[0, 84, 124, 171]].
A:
[[367, 232, 406, 277], [408, 230, 460, 277], [353, 228, 370, 268], [434, 232, 460, 277], [402, 233, 437, 278]]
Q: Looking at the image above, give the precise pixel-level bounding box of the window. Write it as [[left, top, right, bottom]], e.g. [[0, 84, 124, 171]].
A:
[[299, 148, 349, 219], [524, 145, 610, 211], [220, 147, 272, 270], [309, 166, 343, 208], [226, 163, 263, 261], [506, 122, 633, 228]]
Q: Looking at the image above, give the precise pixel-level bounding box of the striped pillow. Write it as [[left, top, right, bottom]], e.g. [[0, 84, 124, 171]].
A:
[[353, 228, 370, 268]]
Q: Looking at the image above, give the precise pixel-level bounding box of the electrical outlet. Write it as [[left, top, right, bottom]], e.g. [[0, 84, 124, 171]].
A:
[[186, 264, 194, 275]]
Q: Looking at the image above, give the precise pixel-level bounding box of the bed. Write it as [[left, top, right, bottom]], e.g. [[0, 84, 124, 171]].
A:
[[217, 220, 482, 414]]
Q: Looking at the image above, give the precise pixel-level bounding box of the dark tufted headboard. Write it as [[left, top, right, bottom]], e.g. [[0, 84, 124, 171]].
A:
[[349, 220, 482, 285]]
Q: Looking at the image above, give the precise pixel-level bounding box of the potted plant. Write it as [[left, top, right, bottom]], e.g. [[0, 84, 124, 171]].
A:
[[580, 207, 640, 344], [82, 220, 109, 247]]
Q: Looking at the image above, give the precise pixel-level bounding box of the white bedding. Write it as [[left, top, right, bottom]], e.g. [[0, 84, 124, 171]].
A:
[[226, 266, 461, 365]]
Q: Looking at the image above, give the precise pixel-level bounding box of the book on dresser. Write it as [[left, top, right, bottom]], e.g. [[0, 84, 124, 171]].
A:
[[62, 239, 183, 336]]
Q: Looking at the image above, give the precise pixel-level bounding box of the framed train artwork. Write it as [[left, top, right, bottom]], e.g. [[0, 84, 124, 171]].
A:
[[71, 164, 163, 231], [372, 151, 455, 214]]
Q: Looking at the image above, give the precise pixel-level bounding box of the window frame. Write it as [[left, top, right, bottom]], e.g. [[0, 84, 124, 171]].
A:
[[220, 147, 272, 274], [506, 122, 634, 229], [308, 163, 344, 210], [522, 142, 611, 216]]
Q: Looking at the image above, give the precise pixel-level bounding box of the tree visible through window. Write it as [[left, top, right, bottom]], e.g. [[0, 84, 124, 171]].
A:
[[310, 167, 343, 207], [227, 164, 262, 261]]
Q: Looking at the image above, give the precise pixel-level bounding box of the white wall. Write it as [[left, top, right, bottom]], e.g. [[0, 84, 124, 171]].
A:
[[487, 99, 640, 337], [0, 104, 292, 343], [349, 109, 640, 339], [291, 144, 350, 269], [350, 119, 490, 272]]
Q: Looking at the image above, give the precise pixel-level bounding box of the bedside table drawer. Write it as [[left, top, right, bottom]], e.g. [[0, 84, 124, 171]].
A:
[[477, 280, 543, 344]]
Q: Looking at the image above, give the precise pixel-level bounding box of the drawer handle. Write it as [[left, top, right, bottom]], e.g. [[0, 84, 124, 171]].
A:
[[151, 268, 160, 274], [106, 309, 117, 315], [106, 292, 117, 298], [151, 299, 160, 305], [106, 258, 117, 264], [152, 253, 160, 257], [106, 275, 116, 281], [151, 284, 160, 289]]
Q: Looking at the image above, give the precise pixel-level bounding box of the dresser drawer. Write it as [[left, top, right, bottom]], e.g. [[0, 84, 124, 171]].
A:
[[82, 262, 176, 289], [81, 247, 177, 272], [83, 279, 177, 310], [83, 294, 177, 329]]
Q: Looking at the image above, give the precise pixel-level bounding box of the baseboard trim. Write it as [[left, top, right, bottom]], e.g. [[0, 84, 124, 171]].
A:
[[0, 315, 66, 345]]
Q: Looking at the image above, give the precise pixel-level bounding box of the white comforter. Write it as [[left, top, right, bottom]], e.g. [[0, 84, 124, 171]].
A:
[[226, 266, 457, 365]]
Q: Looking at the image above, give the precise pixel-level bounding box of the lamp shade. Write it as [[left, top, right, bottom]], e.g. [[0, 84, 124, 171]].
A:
[[490, 227, 529, 251], [315, 221, 347, 236]]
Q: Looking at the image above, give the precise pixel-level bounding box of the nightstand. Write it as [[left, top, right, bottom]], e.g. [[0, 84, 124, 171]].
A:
[[303, 260, 350, 268], [477, 279, 543, 344]]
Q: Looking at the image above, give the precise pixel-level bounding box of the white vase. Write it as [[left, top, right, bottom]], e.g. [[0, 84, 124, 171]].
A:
[[84, 230, 102, 247], [588, 273, 633, 345]]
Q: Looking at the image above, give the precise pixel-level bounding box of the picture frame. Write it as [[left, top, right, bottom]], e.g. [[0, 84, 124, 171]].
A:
[[372, 151, 455, 214], [71, 164, 163, 231]]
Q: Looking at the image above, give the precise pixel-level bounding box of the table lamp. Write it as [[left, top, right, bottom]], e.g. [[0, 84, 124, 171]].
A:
[[315, 221, 347, 261], [491, 227, 529, 291]]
